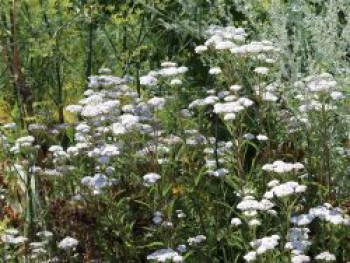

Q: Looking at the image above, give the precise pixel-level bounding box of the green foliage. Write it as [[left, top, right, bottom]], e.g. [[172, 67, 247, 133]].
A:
[[0, 1, 349, 262]]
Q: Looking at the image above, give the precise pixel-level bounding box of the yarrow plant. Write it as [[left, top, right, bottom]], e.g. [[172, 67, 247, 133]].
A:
[[0, 18, 348, 263]]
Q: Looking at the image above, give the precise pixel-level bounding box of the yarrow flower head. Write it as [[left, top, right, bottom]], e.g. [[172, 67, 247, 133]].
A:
[[170, 78, 182, 85], [209, 67, 222, 75], [250, 235, 280, 255], [187, 235, 206, 246], [285, 227, 311, 254], [231, 218, 242, 226], [66, 104, 83, 114], [314, 251, 336, 261], [147, 248, 181, 262], [262, 161, 304, 173], [58, 236, 78, 250], [243, 251, 257, 262], [248, 219, 261, 226], [253, 67, 269, 75], [148, 97, 166, 109], [3, 122, 17, 130], [195, 45, 208, 53], [208, 168, 229, 177], [140, 75, 158, 86], [264, 181, 307, 198], [143, 172, 161, 186], [229, 84, 242, 92], [291, 254, 310, 263], [256, 134, 268, 141]]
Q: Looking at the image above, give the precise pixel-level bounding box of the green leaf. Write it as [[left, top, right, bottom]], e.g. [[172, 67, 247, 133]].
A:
[[162, 183, 173, 197]]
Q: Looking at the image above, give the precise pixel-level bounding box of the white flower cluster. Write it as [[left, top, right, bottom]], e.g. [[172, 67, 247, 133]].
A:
[[80, 97, 121, 118], [289, 204, 350, 227], [294, 74, 345, 117], [66, 104, 83, 114], [88, 74, 126, 88], [148, 97, 166, 109], [234, 163, 346, 262], [25, 230, 53, 259], [249, 234, 280, 255], [254, 82, 279, 102], [88, 144, 121, 160], [230, 217, 242, 226], [41, 168, 64, 177], [195, 25, 247, 52], [305, 73, 337, 93], [237, 195, 275, 212], [11, 136, 35, 152], [207, 168, 229, 177], [48, 145, 69, 162], [197, 25, 277, 59], [143, 172, 161, 186], [187, 234, 206, 246], [185, 132, 206, 146], [29, 242, 47, 258], [147, 248, 183, 262], [158, 65, 188, 77], [242, 133, 268, 141], [243, 251, 257, 262], [209, 67, 222, 75], [191, 25, 277, 138], [253, 67, 269, 75], [291, 254, 310, 263], [297, 99, 338, 113], [202, 139, 233, 174], [285, 227, 311, 255], [3, 122, 17, 130], [58, 236, 78, 250], [314, 251, 336, 261], [64, 73, 170, 194], [291, 214, 314, 226], [81, 173, 117, 195], [37, 230, 53, 239], [262, 161, 304, 173], [1, 229, 28, 246], [152, 211, 163, 225], [112, 114, 140, 135], [264, 181, 307, 198], [188, 96, 217, 108], [28, 123, 47, 132], [238, 191, 284, 252], [213, 97, 254, 117], [308, 204, 350, 225], [140, 75, 158, 86], [140, 62, 188, 87], [230, 40, 276, 55], [98, 67, 112, 74]]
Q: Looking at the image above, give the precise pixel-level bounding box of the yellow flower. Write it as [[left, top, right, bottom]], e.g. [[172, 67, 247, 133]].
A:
[[172, 185, 185, 195]]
